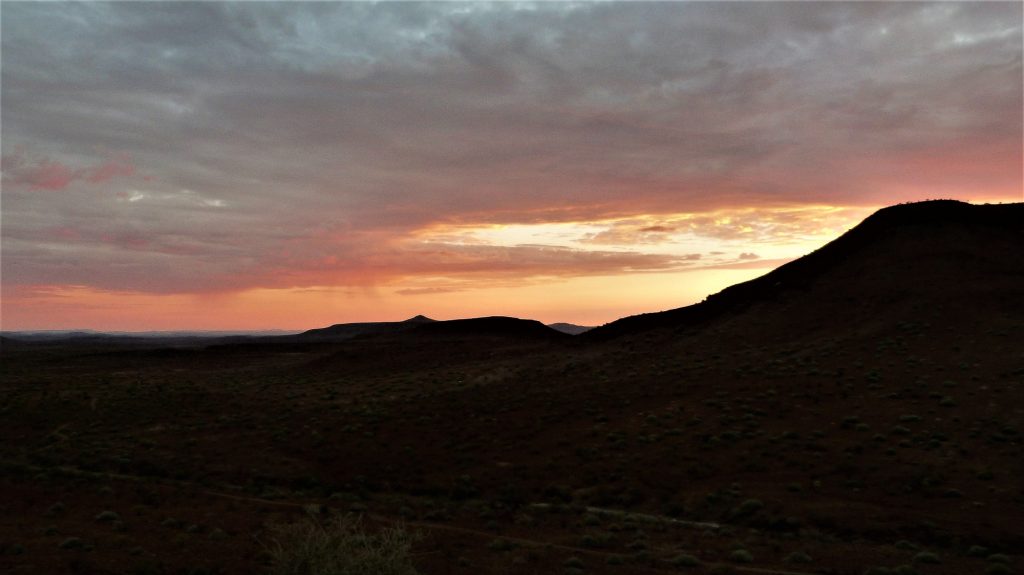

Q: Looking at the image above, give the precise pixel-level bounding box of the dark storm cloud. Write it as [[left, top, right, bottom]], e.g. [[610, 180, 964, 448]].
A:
[[2, 1, 1020, 293]]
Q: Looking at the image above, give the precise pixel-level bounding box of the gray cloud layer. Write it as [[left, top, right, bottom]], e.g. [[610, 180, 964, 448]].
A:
[[2, 1, 1021, 293]]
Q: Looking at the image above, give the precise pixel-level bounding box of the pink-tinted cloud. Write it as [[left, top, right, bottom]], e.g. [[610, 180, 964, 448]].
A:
[[84, 153, 135, 183], [1, 151, 137, 191], [1, 154, 75, 190]]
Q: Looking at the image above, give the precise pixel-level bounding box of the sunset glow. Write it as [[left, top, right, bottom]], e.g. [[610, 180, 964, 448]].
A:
[[2, 2, 1021, 331]]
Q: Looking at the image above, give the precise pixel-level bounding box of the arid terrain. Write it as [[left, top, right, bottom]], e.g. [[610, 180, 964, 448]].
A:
[[2, 200, 1022, 575]]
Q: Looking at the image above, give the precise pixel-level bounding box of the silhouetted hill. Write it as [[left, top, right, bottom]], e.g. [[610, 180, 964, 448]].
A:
[[412, 316, 568, 340], [586, 200, 1023, 340], [298, 319, 421, 341], [296, 314, 562, 343], [547, 323, 595, 335], [403, 315, 436, 324]]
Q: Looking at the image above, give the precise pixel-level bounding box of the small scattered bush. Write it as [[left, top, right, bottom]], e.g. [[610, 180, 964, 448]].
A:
[[730, 549, 753, 563], [95, 510, 120, 522], [58, 537, 84, 550], [263, 514, 418, 575], [563, 556, 585, 568], [668, 553, 701, 567], [732, 499, 764, 518], [785, 551, 813, 563]]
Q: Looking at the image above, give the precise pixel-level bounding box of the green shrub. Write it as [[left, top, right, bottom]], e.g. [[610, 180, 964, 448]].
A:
[[730, 549, 753, 563], [263, 514, 418, 575]]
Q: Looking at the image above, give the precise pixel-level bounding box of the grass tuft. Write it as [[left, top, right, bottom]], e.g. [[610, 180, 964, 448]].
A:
[[264, 513, 419, 575]]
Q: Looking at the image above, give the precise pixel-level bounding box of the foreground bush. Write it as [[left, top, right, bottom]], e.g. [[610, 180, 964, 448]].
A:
[[264, 513, 419, 575]]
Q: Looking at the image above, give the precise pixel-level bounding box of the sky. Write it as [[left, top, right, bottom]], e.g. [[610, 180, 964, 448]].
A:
[[2, 1, 1021, 331]]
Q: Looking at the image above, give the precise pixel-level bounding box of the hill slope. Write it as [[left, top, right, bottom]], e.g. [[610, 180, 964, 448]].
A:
[[587, 200, 1023, 340]]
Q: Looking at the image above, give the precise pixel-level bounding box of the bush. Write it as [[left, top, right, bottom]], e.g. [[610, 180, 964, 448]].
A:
[[913, 551, 940, 564], [785, 551, 813, 563], [732, 499, 764, 518], [263, 514, 419, 575], [730, 549, 753, 563], [668, 553, 701, 567]]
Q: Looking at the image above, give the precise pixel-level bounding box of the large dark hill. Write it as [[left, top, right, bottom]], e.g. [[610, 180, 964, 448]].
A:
[[587, 200, 1024, 341]]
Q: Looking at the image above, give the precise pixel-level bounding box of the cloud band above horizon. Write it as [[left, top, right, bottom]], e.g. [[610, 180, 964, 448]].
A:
[[2, 2, 1021, 329]]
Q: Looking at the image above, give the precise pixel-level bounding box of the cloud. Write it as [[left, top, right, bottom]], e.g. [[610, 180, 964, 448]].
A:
[[1, 150, 137, 191], [84, 154, 135, 183], [576, 206, 874, 248], [1, 2, 1020, 300], [738, 252, 760, 260], [1, 153, 75, 190]]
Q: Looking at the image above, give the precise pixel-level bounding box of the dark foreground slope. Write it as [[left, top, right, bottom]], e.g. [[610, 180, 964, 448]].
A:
[[587, 200, 1023, 340], [1, 201, 1021, 575]]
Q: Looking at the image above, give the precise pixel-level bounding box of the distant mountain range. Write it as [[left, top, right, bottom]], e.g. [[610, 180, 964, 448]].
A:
[[2, 316, 592, 345]]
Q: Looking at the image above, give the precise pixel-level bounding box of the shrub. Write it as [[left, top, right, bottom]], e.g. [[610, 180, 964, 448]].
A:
[[563, 556, 585, 568], [967, 545, 989, 557], [488, 538, 517, 551], [732, 499, 764, 518], [730, 549, 753, 563], [668, 553, 701, 567], [59, 537, 84, 550], [95, 510, 120, 522], [263, 514, 419, 575], [785, 551, 813, 563]]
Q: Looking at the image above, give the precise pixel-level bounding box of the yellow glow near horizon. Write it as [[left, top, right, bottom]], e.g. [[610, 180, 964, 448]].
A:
[[2, 204, 883, 331], [2, 266, 776, 331], [416, 204, 875, 259]]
